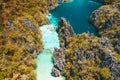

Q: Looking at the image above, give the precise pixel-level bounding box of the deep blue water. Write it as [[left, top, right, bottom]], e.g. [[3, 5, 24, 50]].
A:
[[50, 0, 101, 35]]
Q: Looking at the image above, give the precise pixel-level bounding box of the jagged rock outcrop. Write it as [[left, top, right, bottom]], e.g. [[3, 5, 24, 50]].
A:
[[52, 32, 120, 79], [88, 2, 120, 79], [51, 17, 74, 77], [51, 48, 65, 77], [57, 17, 75, 48], [58, 17, 75, 37], [0, 0, 59, 79], [90, 2, 120, 54], [48, 0, 70, 9], [48, 0, 58, 10], [52, 15, 120, 79], [52, 67, 61, 77], [90, 3, 120, 30]]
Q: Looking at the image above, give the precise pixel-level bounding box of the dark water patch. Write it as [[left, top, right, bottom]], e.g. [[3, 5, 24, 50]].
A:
[[50, 0, 101, 35]]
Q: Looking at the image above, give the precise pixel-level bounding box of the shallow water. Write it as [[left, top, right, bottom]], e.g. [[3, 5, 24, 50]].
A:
[[36, 17, 64, 80], [50, 0, 101, 35], [36, 0, 101, 80]]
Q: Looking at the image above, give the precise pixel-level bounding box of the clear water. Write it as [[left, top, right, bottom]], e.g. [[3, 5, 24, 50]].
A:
[[36, 0, 101, 80], [36, 16, 65, 80], [50, 0, 101, 35]]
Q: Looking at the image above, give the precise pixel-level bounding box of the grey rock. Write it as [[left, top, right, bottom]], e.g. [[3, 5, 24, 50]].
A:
[[57, 17, 75, 47], [51, 18, 75, 77], [48, 0, 58, 10], [58, 17, 74, 37], [51, 68, 61, 77], [24, 18, 39, 33]]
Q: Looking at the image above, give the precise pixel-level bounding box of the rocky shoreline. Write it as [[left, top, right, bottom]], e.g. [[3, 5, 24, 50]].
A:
[[90, 1, 120, 54], [51, 1, 120, 79], [51, 17, 74, 77], [52, 18, 120, 80], [0, 0, 59, 79], [0, 0, 120, 80]]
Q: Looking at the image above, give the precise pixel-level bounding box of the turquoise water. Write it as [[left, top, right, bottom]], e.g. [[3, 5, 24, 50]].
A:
[[50, 0, 101, 35], [36, 16, 65, 80], [36, 0, 101, 80]]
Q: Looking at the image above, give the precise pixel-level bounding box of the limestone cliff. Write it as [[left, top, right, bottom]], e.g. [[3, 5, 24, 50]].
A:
[[52, 17, 120, 80], [90, 2, 120, 54], [0, 0, 58, 79]]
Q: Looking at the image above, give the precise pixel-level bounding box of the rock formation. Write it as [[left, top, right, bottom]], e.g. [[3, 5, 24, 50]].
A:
[[48, 0, 58, 10], [51, 17, 74, 77], [57, 17, 75, 48], [0, 0, 58, 79], [52, 16, 120, 79], [90, 2, 120, 54]]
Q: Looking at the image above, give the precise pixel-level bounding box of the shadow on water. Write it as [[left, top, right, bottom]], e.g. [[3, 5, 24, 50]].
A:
[[50, 0, 102, 36]]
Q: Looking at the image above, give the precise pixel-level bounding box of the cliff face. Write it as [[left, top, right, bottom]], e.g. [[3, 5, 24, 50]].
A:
[[90, 2, 120, 79], [48, 0, 58, 9], [52, 17, 74, 77], [90, 2, 120, 54], [52, 17, 120, 79], [0, 0, 58, 79], [57, 17, 75, 48]]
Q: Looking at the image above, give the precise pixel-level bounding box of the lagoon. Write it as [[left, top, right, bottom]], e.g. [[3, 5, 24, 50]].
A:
[[50, 0, 101, 35], [36, 0, 101, 80]]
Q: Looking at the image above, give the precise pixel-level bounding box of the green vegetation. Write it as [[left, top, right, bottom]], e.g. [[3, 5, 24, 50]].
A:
[[59, 34, 114, 80], [90, 1, 120, 55], [104, 0, 119, 4], [100, 68, 111, 79], [54, 2, 120, 79], [0, 0, 58, 79]]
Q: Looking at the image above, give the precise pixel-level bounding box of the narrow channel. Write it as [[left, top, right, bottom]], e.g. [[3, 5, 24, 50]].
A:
[[36, 15, 64, 80], [36, 0, 101, 80]]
